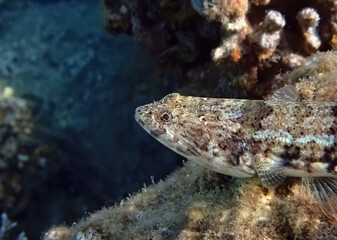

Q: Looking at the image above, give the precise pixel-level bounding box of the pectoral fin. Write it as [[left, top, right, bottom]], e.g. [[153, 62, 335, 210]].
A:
[[255, 154, 286, 188], [271, 85, 300, 102], [302, 177, 337, 218]]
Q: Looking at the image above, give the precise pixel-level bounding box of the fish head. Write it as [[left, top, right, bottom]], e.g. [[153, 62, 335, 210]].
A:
[[135, 93, 191, 146], [135, 93, 255, 178]]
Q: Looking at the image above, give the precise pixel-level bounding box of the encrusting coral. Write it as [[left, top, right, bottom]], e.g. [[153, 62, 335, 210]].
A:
[[61, 51, 337, 239]]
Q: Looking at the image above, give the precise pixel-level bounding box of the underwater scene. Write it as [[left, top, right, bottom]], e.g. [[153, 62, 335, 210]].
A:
[[1, 0, 337, 239]]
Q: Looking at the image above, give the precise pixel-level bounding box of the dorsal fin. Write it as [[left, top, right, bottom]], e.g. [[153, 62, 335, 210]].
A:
[[302, 177, 337, 219], [271, 85, 300, 102]]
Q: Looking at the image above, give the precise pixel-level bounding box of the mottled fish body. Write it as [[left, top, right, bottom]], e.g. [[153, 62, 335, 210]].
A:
[[135, 91, 337, 216]]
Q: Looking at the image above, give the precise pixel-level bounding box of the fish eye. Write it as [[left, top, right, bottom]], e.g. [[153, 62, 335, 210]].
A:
[[161, 112, 171, 121]]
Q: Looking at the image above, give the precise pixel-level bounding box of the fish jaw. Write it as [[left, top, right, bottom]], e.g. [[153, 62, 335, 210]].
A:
[[134, 93, 256, 178]]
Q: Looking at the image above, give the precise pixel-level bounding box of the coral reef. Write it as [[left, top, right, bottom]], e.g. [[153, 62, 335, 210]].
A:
[[103, 0, 337, 97], [65, 51, 337, 239]]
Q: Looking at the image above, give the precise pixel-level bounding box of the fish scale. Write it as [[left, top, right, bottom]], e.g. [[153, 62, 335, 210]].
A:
[[135, 89, 337, 217]]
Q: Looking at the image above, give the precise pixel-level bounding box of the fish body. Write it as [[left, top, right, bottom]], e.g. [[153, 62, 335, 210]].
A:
[[135, 92, 337, 215]]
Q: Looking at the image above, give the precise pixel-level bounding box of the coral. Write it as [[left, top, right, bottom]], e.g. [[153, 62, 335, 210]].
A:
[[297, 8, 321, 54], [103, 0, 226, 97], [103, 0, 337, 97], [252, 10, 285, 61], [191, 0, 249, 28]]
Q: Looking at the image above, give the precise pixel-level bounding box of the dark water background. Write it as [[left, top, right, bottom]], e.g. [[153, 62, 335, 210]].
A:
[[0, 0, 181, 238]]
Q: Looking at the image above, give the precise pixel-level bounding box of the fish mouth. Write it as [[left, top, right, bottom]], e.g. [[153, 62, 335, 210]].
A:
[[135, 105, 151, 127], [135, 103, 155, 126], [134, 106, 144, 126], [135, 104, 168, 141]]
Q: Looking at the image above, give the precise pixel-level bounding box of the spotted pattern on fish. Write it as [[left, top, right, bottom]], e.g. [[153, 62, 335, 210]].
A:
[[135, 92, 337, 216], [136, 93, 336, 177]]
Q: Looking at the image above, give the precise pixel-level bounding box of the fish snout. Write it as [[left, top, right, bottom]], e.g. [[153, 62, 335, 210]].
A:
[[135, 105, 150, 127], [134, 106, 143, 123]]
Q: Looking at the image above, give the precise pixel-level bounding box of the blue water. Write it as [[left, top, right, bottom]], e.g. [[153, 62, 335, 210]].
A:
[[0, 0, 181, 238]]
